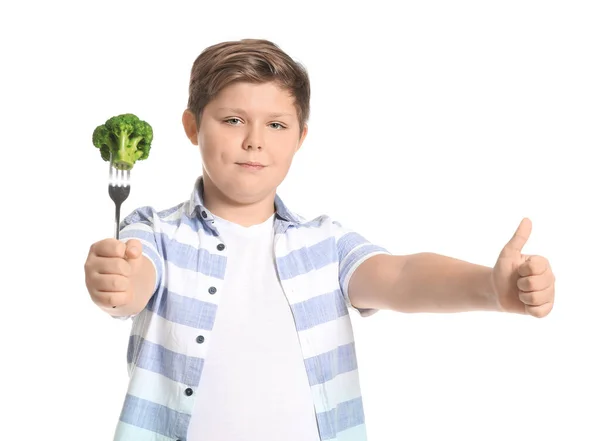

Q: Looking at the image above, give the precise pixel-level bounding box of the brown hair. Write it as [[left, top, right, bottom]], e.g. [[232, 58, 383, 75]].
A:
[[187, 39, 310, 133]]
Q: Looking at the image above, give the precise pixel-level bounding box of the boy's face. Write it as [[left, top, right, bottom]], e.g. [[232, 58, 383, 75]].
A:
[[183, 81, 308, 205]]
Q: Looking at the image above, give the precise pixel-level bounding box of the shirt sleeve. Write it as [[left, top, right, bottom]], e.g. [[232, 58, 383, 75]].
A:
[[332, 219, 391, 317], [112, 206, 165, 320]]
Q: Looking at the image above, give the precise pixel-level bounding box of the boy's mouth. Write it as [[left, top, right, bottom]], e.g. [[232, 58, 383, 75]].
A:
[[236, 161, 266, 170]]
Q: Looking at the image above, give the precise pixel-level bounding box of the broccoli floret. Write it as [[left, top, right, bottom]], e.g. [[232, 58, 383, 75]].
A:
[[92, 113, 153, 170]]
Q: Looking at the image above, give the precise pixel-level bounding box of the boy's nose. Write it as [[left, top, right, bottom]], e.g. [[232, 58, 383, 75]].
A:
[[243, 124, 265, 150]]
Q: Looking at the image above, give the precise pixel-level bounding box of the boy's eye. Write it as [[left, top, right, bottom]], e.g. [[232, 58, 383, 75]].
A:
[[224, 118, 285, 130]]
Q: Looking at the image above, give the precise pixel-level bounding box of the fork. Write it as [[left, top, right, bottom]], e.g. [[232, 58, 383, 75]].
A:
[[108, 154, 131, 240]]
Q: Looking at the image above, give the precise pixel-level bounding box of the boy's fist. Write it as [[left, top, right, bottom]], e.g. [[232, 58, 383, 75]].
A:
[[84, 238, 143, 310]]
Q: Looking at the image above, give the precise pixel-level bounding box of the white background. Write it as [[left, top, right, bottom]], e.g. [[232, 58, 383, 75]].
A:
[[1, 0, 599, 440]]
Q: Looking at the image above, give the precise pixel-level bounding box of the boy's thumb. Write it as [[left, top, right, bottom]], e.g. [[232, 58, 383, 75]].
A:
[[125, 239, 142, 259]]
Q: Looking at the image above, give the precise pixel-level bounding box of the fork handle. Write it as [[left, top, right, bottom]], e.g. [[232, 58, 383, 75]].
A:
[[114, 203, 122, 240]]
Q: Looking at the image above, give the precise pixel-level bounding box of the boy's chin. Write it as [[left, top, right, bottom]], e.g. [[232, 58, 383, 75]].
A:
[[216, 178, 278, 202]]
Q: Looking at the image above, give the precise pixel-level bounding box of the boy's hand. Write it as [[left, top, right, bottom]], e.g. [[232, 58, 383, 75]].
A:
[[491, 218, 555, 317], [84, 238, 144, 311]]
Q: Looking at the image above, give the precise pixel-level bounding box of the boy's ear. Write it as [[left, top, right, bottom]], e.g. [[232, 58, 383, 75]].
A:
[[296, 124, 308, 152], [182, 109, 199, 145]]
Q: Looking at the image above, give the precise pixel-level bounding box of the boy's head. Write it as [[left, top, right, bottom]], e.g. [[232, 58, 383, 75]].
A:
[[182, 39, 310, 207]]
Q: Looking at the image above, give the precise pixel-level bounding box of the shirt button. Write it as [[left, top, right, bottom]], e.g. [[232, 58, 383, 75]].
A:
[[196, 335, 205, 344], [201, 211, 207, 219], [208, 286, 217, 295], [185, 388, 193, 396], [217, 243, 225, 251]]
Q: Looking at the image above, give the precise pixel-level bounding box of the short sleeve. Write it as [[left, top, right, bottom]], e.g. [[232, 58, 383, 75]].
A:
[[332, 220, 391, 317], [113, 206, 165, 320]]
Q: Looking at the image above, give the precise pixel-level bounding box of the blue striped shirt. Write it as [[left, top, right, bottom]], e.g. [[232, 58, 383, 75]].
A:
[[113, 176, 389, 441]]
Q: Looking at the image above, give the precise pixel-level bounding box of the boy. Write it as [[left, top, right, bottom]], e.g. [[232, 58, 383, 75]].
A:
[[84, 39, 555, 441]]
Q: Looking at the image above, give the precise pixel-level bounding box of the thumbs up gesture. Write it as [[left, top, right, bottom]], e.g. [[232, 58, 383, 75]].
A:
[[492, 218, 555, 317]]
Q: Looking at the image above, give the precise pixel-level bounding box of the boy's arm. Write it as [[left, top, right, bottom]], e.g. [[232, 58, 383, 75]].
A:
[[348, 253, 499, 313], [348, 218, 555, 317]]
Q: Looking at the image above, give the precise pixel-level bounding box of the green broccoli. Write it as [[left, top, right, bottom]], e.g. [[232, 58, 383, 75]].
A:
[[92, 113, 153, 170]]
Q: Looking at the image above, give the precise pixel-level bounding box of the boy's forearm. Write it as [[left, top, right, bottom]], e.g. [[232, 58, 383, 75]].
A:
[[387, 253, 500, 313], [109, 256, 156, 317]]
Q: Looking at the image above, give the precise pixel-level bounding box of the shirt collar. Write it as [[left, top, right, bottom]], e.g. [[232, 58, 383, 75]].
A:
[[187, 175, 302, 225]]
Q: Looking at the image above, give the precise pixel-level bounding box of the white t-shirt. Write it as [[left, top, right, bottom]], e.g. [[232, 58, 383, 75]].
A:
[[186, 213, 321, 441]]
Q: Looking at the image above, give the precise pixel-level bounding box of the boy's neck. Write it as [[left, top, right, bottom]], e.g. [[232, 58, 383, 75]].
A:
[[201, 177, 276, 227]]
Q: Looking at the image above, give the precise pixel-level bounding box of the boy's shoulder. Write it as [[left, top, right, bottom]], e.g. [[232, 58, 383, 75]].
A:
[[281, 211, 356, 246], [274, 193, 348, 234], [292, 212, 343, 230], [121, 201, 187, 228]]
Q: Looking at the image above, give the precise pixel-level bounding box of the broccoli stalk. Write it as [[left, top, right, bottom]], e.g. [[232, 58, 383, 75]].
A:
[[92, 113, 153, 170]]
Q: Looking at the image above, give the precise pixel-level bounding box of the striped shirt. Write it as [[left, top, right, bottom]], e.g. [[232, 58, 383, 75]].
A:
[[113, 176, 390, 441]]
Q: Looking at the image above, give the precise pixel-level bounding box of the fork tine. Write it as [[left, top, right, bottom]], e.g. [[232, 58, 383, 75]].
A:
[[109, 155, 115, 184], [107, 163, 131, 187]]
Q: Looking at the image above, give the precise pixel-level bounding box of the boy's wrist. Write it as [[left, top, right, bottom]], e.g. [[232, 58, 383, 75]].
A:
[[487, 269, 503, 312]]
